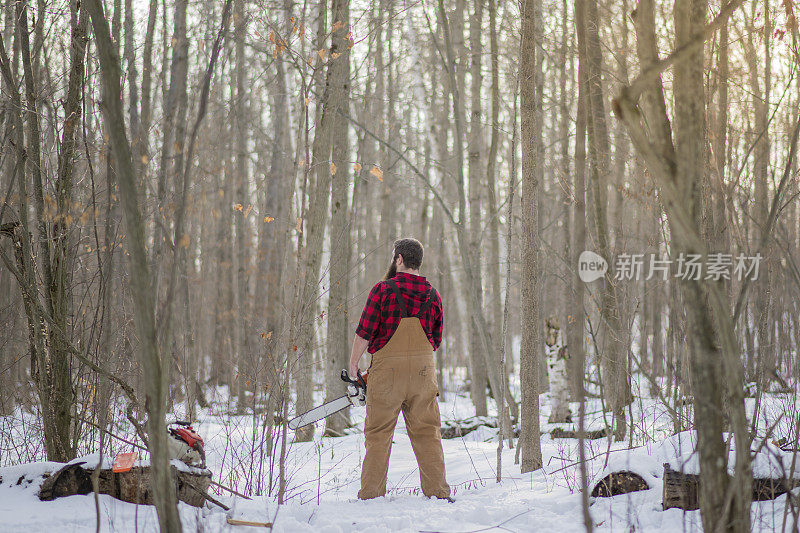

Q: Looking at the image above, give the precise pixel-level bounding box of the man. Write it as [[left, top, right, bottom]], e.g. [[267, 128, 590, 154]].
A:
[[349, 237, 452, 501]]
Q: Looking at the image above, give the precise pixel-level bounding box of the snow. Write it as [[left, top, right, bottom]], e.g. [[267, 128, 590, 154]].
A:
[[1, 372, 799, 532]]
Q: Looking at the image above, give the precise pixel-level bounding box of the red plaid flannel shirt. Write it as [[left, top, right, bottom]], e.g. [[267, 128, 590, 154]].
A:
[[355, 272, 443, 354]]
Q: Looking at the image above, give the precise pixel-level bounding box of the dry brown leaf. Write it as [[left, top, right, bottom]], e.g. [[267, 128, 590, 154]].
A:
[[370, 165, 383, 181], [264, 216, 275, 223], [353, 162, 362, 172], [330, 162, 337, 175]]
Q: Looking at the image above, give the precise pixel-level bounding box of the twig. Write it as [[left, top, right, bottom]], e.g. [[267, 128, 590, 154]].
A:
[[210, 479, 252, 500], [183, 480, 230, 511]]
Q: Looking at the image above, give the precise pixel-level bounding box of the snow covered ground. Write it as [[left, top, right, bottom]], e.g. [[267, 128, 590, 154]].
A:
[[1, 371, 799, 532]]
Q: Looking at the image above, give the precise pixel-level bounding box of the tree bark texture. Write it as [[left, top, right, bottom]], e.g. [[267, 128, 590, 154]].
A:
[[519, 0, 543, 474]]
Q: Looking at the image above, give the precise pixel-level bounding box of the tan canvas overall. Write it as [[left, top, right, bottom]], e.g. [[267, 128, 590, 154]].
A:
[[358, 281, 451, 500]]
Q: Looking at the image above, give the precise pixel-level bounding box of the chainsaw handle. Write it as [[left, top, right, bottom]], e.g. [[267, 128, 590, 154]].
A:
[[341, 368, 367, 390]]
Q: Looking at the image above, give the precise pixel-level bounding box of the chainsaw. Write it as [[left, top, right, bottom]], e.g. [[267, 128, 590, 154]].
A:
[[167, 421, 206, 468], [287, 369, 367, 430]]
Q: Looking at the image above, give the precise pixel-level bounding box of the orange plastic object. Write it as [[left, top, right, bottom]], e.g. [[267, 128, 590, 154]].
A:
[[112, 452, 138, 473]]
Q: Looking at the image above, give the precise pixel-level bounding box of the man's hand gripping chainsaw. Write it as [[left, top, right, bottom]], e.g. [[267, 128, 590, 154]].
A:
[[341, 369, 367, 406]]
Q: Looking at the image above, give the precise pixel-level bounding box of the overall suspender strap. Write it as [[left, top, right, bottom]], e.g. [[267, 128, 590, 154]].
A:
[[386, 280, 408, 318], [416, 288, 435, 318], [387, 280, 435, 320]]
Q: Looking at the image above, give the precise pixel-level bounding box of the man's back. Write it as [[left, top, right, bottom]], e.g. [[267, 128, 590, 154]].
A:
[[349, 238, 452, 501], [355, 272, 443, 355]]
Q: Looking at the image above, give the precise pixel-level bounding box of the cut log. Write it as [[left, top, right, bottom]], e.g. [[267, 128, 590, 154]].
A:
[[39, 462, 212, 508], [662, 464, 700, 510], [662, 463, 800, 510], [591, 471, 649, 497], [38, 463, 93, 500]]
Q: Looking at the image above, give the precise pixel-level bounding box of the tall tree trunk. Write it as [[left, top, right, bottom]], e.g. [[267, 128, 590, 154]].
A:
[[568, 2, 588, 402], [153, 0, 188, 311], [292, 0, 339, 443], [519, 0, 543, 473], [742, 1, 772, 390], [486, 0, 503, 382], [324, 0, 352, 436], [377, 0, 395, 266], [712, 17, 730, 257], [581, 0, 630, 441], [233, 0, 252, 411], [138, 0, 158, 175], [467, 0, 488, 417], [123, 0, 138, 148]]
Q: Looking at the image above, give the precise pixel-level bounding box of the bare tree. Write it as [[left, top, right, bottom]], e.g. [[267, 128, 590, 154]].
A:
[[519, 0, 543, 473], [579, 0, 630, 441], [85, 0, 183, 528], [614, 0, 752, 529], [324, 0, 352, 437]]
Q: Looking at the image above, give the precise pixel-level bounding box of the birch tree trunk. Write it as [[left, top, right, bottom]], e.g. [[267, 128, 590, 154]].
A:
[[545, 317, 571, 423]]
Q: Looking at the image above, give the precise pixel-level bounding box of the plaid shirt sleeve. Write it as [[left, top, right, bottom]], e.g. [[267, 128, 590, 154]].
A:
[[355, 282, 383, 341], [432, 289, 443, 350]]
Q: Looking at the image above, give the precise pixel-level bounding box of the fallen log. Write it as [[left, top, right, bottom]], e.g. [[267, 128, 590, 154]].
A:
[[39, 461, 212, 508], [550, 427, 610, 440], [441, 416, 497, 439], [591, 471, 649, 497], [662, 463, 800, 511]]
